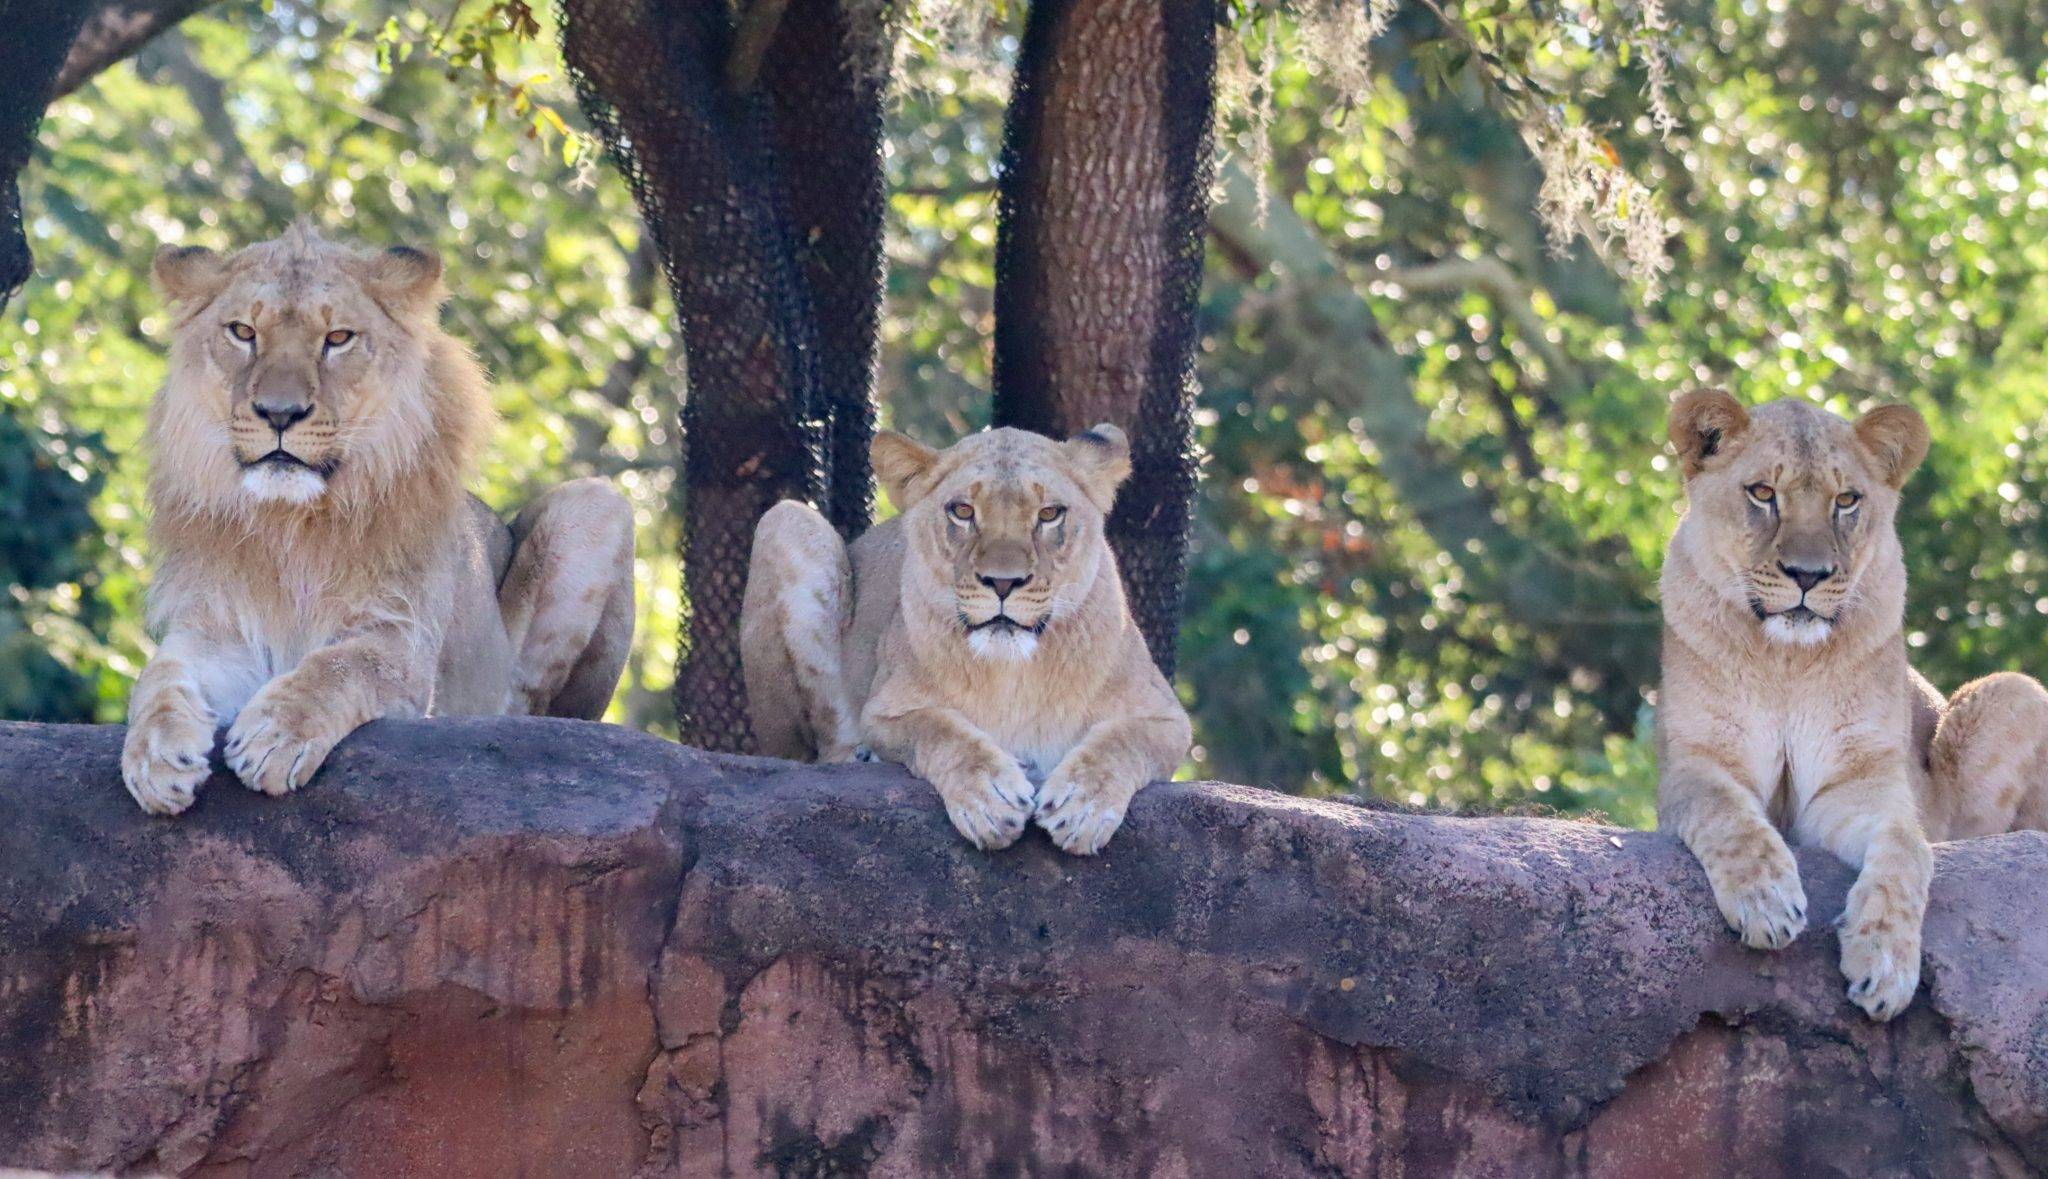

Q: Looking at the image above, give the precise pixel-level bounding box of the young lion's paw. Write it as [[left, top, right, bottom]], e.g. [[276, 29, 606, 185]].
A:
[[1838, 879, 1924, 1021], [225, 689, 344, 798], [1706, 847, 1807, 950], [1034, 767, 1135, 856], [934, 756, 1035, 851], [122, 697, 216, 816]]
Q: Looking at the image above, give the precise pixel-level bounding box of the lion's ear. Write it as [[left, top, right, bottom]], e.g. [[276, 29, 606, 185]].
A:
[[153, 244, 227, 305], [1061, 423, 1132, 510], [362, 245, 446, 312], [1855, 404, 1931, 489], [872, 429, 941, 509], [1668, 388, 1750, 479]]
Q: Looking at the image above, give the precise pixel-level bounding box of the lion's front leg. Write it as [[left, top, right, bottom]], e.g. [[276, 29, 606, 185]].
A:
[[865, 703, 1036, 851], [122, 631, 228, 816], [1036, 713, 1190, 856], [1797, 762, 1931, 1022], [226, 623, 433, 797]]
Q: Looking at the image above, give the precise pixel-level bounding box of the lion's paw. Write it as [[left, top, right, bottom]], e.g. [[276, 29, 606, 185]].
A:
[[934, 757, 1035, 851], [1034, 769, 1134, 856], [225, 690, 343, 798], [1707, 846, 1807, 951], [1838, 879, 1923, 1021], [122, 696, 216, 816]]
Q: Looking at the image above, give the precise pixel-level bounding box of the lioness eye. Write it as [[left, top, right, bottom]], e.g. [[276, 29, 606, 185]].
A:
[[1836, 491, 1862, 509], [1746, 483, 1776, 504], [1038, 505, 1065, 524], [324, 329, 356, 348], [226, 322, 256, 343], [947, 502, 974, 522]]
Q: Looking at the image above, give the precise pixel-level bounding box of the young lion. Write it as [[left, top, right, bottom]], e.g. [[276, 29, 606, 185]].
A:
[[123, 224, 635, 816], [741, 425, 1190, 855], [1659, 390, 2048, 1021]]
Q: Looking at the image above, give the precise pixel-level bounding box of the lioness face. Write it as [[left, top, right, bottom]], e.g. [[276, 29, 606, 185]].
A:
[[1669, 390, 1929, 646], [873, 425, 1132, 662], [153, 225, 445, 507]]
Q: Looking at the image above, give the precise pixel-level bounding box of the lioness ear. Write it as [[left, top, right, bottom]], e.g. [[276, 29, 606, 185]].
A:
[[153, 244, 227, 305], [1061, 423, 1132, 510], [872, 429, 941, 508], [1855, 404, 1931, 489], [1668, 388, 1750, 479], [362, 245, 445, 311]]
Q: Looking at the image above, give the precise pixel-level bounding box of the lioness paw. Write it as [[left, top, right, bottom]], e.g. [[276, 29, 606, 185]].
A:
[[934, 758, 1035, 851], [1035, 769, 1135, 856], [1838, 879, 1923, 1021], [1706, 849, 1807, 950], [122, 698, 216, 816], [225, 693, 342, 797]]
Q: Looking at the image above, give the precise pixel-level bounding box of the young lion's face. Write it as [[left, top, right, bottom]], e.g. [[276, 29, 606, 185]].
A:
[[152, 224, 446, 507], [1668, 390, 1929, 646], [873, 425, 1132, 662]]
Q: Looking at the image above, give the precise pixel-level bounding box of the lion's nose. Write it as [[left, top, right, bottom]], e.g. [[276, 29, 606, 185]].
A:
[[1780, 563, 1834, 592], [979, 573, 1030, 600], [254, 398, 313, 433]]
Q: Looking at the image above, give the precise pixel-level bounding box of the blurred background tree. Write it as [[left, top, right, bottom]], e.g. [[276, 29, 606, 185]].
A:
[[2, 0, 2044, 826]]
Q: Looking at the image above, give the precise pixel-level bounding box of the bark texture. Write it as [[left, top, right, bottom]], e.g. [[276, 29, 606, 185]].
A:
[[2, 719, 2043, 1176], [0, 0, 94, 310], [994, 0, 1218, 676]]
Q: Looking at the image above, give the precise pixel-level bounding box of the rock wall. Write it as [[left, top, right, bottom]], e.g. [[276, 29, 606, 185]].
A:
[[0, 718, 2042, 1177]]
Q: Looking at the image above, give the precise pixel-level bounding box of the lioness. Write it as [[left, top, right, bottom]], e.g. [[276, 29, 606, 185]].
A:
[[1659, 389, 2048, 1020], [123, 224, 635, 815], [741, 425, 1190, 854]]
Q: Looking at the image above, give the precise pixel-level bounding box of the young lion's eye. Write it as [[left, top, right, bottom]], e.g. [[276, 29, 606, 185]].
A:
[[1038, 505, 1065, 524], [324, 329, 356, 348], [226, 321, 256, 343], [1835, 490, 1862, 510], [1746, 483, 1776, 505], [946, 502, 974, 523]]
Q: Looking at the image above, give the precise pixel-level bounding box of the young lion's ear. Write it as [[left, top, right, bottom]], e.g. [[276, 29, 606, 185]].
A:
[[362, 245, 446, 311], [1668, 387, 1750, 479], [872, 429, 941, 509], [1061, 423, 1132, 510], [1855, 404, 1931, 489], [152, 244, 228, 305]]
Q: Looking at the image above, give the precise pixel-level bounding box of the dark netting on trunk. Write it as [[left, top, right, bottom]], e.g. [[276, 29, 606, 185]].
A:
[[557, 0, 884, 750], [993, 0, 1218, 678], [1, 0, 95, 312]]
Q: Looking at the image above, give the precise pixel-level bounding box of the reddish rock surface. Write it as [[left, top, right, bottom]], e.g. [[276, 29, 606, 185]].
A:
[[0, 718, 2042, 1177]]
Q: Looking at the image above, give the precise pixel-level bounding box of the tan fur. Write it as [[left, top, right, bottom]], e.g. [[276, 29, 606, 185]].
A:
[[742, 425, 1190, 855], [123, 224, 635, 816], [1658, 390, 2048, 1022]]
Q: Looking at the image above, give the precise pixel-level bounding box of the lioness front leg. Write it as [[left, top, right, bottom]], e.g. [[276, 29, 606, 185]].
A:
[[866, 705, 1036, 851], [123, 631, 228, 815], [1661, 747, 1808, 950], [226, 622, 432, 796], [1798, 766, 1931, 1021], [1036, 714, 1189, 855]]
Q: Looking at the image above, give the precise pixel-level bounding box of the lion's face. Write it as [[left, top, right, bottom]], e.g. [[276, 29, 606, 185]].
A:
[[152, 224, 447, 508], [873, 425, 1131, 662], [1668, 390, 1929, 647]]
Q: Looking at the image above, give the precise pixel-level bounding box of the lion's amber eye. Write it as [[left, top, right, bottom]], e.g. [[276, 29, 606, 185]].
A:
[[1836, 491, 1862, 509], [226, 321, 256, 343], [324, 329, 356, 348], [1746, 483, 1776, 504], [947, 502, 974, 522], [1038, 505, 1065, 524]]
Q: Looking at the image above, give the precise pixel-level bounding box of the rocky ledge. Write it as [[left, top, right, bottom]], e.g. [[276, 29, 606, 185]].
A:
[[0, 718, 2042, 1176]]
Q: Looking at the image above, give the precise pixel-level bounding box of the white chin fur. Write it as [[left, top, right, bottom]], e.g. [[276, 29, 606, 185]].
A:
[[241, 464, 327, 504], [967, 627, 1040, 662], [1762, 613, 1832, 646]]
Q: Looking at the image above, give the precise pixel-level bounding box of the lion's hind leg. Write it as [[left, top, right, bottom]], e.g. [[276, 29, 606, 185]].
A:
[[499, 478, 637, 720], [740, 500, 859, 762], [1928, 672, 2048, 839]]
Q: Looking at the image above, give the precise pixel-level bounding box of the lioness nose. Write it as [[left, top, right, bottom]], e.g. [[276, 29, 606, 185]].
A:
[[1781, 563, 1834, 592], [255, 397, 313, 433], [979, 573, 1030, 599]]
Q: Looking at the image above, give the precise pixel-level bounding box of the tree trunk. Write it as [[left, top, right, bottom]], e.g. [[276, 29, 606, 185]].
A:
[[992, 0, 1217, 678], [1, 0, 94, 309]]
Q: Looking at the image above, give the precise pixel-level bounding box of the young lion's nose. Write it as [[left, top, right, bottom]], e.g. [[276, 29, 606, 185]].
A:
[[978, 573, 1030, 600], [1780, 563, 1835, 593], [255, 398, 313, 433]]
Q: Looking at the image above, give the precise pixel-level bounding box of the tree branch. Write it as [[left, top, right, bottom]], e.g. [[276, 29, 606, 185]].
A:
[[52, 0, 216, 99]]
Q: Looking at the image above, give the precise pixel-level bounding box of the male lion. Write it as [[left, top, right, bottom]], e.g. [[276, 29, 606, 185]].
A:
[[1659, 389, 2048, 1021], [741, 425, 1190, 854], [123, 223, 635, 815]]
